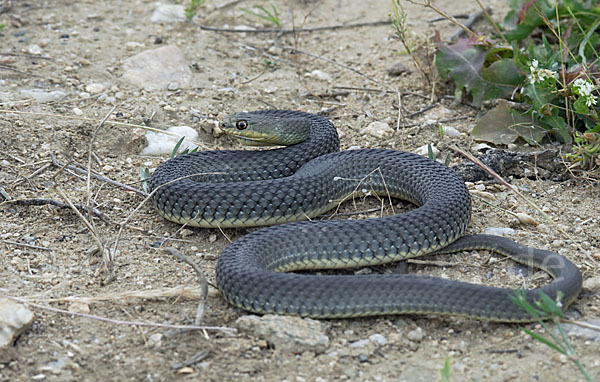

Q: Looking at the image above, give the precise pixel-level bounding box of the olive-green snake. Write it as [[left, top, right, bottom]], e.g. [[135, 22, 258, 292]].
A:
[[150, 110, 582, 322]]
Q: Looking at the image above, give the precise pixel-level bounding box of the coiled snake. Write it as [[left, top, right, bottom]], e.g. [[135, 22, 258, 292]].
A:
[[150, 110, 582, 321]]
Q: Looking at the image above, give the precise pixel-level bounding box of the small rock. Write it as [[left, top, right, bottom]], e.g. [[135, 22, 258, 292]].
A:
[[148, 333, 164, 348], [27, 44, 43, 55], [122, 46, 192, 91], [483, 227, 515, 236], [358, 354, 369, 363], [304, 70, 332, 82], [179, 228, 194, 238], [441, 125, 461, 137], [414, 144, 440, 158], [368, 333, 387, 346], [125, 41, 146, 50], [151, 4, 187, 23], [167, 82, 179, 91], [407, 327, 424, 342], [560, 320, 600, 341], [582, 276, 600, 292], [362, 121, 394, 139], [235, 314, 329, 353], [142, 125, 199, 155], [0, 298, 34, 347], [175, 366, 195, 374], [67, 301, 90, 314], [208, 234, 217, 243], [85, 83, 105, 94], [471, 143, 492, 152], [349, 339, 370, 348], [72, 107, 84, 116], [20, 89, 67, 103], [386, 61, 409, 76]]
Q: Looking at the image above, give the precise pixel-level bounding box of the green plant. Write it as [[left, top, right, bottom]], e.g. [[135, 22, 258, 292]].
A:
[[240, 3, 282, 27], [431, 0, 600, 172], [139, 136, 199, 193], [0, 23, 6, 31], [511, 290, 592, 381], [440, 356, 452, 382], [185, 0, 206, 22]]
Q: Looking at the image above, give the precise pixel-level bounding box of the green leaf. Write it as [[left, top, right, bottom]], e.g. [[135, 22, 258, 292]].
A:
[[436, 38, 520, 107], [139, 167, 151, 193], [521, 328, 567, 355], [573, 96, 590, 115], [472, 100, 547, 144], [171, 136, 186, 158], [539, 113, 571, 143]]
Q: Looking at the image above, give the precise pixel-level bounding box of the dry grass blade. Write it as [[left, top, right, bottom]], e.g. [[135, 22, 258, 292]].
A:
[[163, 247, 209, 325], [1, 295, 235, 334]]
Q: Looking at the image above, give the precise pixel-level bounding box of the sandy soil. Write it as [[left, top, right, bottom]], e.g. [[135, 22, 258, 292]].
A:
[[1, 1, 599, 381]]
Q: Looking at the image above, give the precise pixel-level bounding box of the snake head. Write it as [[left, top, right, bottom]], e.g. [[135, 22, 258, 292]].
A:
[[221, 111, 311, 146]]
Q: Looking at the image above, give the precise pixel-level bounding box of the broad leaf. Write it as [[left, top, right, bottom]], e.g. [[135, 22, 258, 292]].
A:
[[472, 100, 547, 144], [436, 38, 522, 107]]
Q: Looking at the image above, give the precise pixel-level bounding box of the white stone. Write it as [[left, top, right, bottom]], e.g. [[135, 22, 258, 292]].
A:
[[142, 125, 199, 155], [151, 4, 186, 23], [20, 89, 67, 103], [122, 46, 192, 91], [27, 44, 43, 55], [0, 298, 34, 347], [362, 121, 394, 139], [304, 70, 332, 82], [85, 83, 105, 94], [442, 125, 461, 137], [483, 227, 515, 236], [235, 314, 329, 353], [414, 144, 440, 157]]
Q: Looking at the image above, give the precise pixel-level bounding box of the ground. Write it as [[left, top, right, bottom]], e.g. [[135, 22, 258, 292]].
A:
[[1, 0, 599, 381]]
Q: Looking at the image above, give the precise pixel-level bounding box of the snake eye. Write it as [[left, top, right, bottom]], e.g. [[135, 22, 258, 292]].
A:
[[236, 120, 248, 130]]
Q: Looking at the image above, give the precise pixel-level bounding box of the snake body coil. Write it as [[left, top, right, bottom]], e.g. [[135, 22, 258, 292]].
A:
[[150, 110, 582, 322]]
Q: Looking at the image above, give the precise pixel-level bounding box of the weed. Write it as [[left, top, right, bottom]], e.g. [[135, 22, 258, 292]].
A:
[[240, 3, 282, 28], [420, 0, 600, 173], [185, 0, 206, 22], [511, 290, 592, 381]]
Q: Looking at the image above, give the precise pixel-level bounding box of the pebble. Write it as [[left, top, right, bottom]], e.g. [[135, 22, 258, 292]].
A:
[[414, 144, 440, 158], [235, 314, 330, 353], [582, 276, 600, 291], [358, 354, 369, 363], [122, 45, 192, 91], [441, 125, 461, 137], [20, 89, 67, 103], [386, 61, 409, 76], [0, 298, 34, 347], [349, 339, 370, 348], [67, 301, 90, 314], [85, 83, 105, 94], [483, 227, 515, 236], [304, 69, 332, 82], [142, 125, 199, 155], [27, 44, 43, 55], [208, 234, 217, 243], [368, 333, 387, 346], [150, 4, 186, 23], [72, 107, 84, 116], [407, 327, 424, 342], [179, 228, 194, 238], [362, 121, 394, 139]]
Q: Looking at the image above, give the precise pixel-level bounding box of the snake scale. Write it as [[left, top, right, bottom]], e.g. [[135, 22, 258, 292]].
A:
[[150, 110, 582, 322]]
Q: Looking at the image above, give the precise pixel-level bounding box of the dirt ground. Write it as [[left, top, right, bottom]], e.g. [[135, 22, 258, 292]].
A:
[[1, 0, 599, 381]]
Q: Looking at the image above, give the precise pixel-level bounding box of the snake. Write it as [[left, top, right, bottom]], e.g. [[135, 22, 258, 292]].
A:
[[149, 109, 582, 322]]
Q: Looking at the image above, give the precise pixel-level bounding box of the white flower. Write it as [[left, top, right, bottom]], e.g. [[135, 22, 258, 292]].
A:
[[528, 59, 558, 85], [572, 78, 598, 108]]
